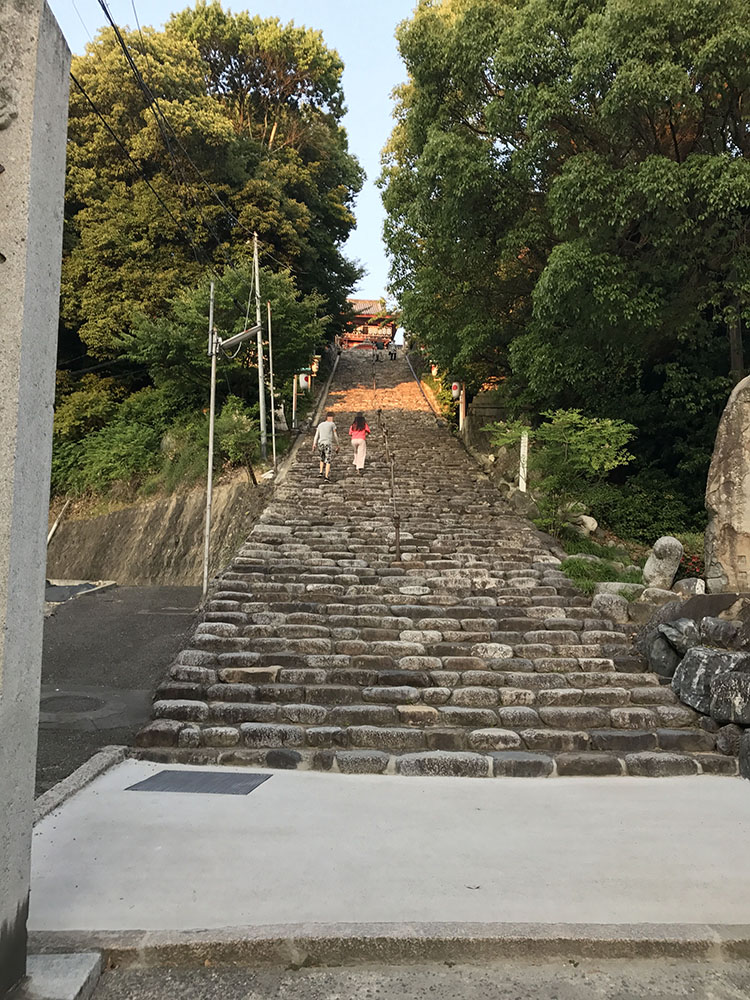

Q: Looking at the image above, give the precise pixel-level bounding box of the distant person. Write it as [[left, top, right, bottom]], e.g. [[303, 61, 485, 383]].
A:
[[312, 412, 339, 482], [348, 412, 371, 474], [374, 338, 385, 362], [388, 340, 397, 360]]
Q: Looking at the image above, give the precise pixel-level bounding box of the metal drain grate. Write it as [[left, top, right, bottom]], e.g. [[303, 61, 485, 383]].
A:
[[126, 769, 271, 795]]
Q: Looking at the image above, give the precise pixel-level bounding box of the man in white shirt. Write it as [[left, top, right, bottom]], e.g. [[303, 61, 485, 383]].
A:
[[312, 411, 340, 482]]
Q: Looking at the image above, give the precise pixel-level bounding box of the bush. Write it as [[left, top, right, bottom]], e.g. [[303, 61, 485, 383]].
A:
[[51, 388, 172, 496], [487, 410, 635, 536], [215, 396, 260, 480], [53, 374, 125, 441], [559, 532, 634, 566], [582, 475, 706, 543]]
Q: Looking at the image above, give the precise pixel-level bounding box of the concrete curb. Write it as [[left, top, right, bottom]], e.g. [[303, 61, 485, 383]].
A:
[[27, 922, 750, 969], [34, 746, 127, 824]]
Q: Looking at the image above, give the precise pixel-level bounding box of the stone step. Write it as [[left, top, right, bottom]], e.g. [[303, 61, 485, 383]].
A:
[[133, 740, 737, 779], [137, 350, 728, 777]]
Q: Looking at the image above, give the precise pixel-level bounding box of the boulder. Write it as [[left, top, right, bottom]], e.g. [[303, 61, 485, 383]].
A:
[[715, 724, 744, 756], [507, 488, 540, 519], [699, 617, 740, 649], [643, 536, 683, 589], [710, 672, 750, 724], [705, 375, 750, 592], [591, 592, 629, 624], [569, 514, 598, 536], [673, 578, 705, 597], [646, 634, 682, 679], [672, 646, 750, 714], [594, 581, 645, 598], [640, 586, 679, 605], [657, 619, 700, 655], [634, 595, 738, 657], [740, 732, 750, 780]]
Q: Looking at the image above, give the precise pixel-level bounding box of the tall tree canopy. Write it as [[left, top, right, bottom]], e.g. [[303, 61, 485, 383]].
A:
[[63, 1, 363, 359], [381, 0, 750, 506]]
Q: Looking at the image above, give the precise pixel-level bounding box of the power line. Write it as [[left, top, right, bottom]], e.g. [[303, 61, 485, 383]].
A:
[[95, 2, 259, 302], [69, 71, 248, 313], [96, 2, 307, 286], [71, 0, 94, 43], [97, 0, 253, 240], [69, 71, 200, 261]]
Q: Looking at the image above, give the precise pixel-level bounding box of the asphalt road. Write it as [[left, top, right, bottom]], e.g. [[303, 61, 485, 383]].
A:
[[92, 959, 750, 999], [37, 585, 200, 795]]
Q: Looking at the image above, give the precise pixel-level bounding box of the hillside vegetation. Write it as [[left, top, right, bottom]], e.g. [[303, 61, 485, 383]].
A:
[[381, 0, 750, 540], [55, 1, 362, 500]]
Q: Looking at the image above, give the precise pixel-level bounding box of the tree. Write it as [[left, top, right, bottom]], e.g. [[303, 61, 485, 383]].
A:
[[119, 263, 326, 410], [62, 4, 362, 360], [381, 0, 750, 509]]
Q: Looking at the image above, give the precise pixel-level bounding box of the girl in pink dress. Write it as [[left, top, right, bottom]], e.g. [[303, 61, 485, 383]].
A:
[[349, 412, 371, 474]]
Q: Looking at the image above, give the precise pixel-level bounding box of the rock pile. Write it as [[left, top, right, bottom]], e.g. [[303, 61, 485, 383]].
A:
[[642, 611, 750, 763]]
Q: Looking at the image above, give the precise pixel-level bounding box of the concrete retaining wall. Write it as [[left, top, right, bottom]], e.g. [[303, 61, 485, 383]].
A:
[[46, 479, 271, 586]]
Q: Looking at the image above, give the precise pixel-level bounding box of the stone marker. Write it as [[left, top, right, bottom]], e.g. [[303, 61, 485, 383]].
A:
[[0, 3, 69, 993], [705, 375, 750, 592], [643, 536, 683, 589]]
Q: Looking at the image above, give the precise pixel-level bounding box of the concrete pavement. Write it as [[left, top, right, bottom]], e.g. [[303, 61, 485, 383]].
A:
[[29, 760, 750, 938], [38, 587, 200, 794], [90, 959, 750, 1000]]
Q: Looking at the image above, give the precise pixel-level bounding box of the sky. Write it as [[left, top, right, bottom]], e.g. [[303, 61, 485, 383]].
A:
[[47, 0, 415, 301]]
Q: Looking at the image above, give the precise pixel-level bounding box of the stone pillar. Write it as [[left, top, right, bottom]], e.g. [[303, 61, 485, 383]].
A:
[[0, 3, 69, 994], [705, 375, 750, 593]]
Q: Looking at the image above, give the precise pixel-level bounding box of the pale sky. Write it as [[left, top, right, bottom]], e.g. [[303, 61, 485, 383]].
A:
[[47, 0, 415, 301]]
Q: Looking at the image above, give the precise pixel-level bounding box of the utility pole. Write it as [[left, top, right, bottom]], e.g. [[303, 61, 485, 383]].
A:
[[202, 282, 216, 603], [201, 288, 261, 603], [254, 233, 267, 458], [268, 301, 277, 470]]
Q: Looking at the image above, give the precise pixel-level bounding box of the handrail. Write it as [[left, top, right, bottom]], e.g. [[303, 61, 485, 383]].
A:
[[405, 351, 441, 422]]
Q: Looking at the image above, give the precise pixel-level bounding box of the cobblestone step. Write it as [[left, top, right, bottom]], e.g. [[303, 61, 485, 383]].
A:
[[137, 351, 735, 777]]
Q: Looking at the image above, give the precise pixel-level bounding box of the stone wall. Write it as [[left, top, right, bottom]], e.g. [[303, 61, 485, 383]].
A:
[[461, 390, 507, 454]]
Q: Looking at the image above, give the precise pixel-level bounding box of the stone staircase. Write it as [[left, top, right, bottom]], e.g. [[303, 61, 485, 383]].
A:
[[137, 351, 737, 777]]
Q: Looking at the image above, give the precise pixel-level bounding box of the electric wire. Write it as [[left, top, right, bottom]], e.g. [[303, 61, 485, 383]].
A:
[[69, 71, 249, 315], [98, 0, 253, 238], [71, 0, 94, 43], [98, 0, 305, 280]]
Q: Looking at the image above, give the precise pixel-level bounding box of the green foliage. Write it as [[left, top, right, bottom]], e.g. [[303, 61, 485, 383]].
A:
[[582, 475, 706, 543], [149, 416, 210, 494], [120, 264, 325, 409], [62, 4, 362, 360], [487, 409, 635, 534], [560, 557, 643, 596], [559, 533, 634, 566], [382, 0, 750, 516], [53, 374, 125, 441], [51, 388, 171, 496], [215, 396, 260, 476]]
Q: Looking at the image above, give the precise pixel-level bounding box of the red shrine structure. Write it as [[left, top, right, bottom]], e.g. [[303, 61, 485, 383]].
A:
[[342, 298, 397, 349]]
